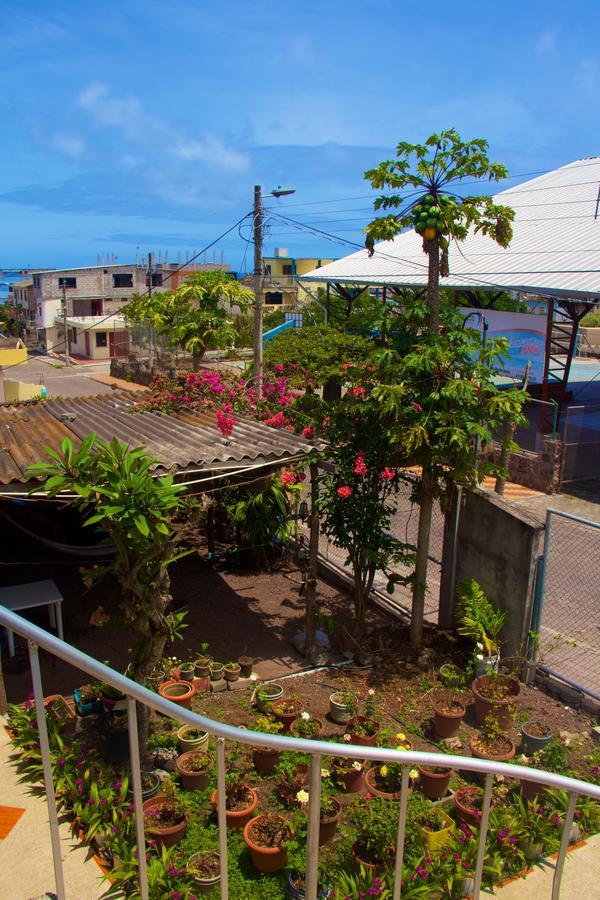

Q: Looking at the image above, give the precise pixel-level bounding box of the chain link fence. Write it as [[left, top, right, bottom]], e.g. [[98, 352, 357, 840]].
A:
[[539, 510, 600, 697]]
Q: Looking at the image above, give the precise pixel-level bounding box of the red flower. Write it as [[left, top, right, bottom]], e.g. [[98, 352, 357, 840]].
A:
[[381, 467, 396, 481], [280, 471, 297, 485], [302, 425, 314, 438], [351, 386, 366, 399], [216, 409, 235, 437], [265, 411, 286, 428], [353, 450, 368, 476], [337, 485, 353, 499], [411, 402, 423, 412]]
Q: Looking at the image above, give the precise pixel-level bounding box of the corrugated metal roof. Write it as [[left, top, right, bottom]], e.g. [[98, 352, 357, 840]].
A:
[[0, 392, 316, 485], [300, 158, 600, 300]]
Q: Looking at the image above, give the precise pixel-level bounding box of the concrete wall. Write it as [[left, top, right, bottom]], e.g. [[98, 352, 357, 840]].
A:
[[4, 380, 44, 402], [439, 487, 544, 662], [480, 437, 563, 494]]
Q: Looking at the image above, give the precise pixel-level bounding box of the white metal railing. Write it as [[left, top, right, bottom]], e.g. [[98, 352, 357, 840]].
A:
[[1, 605, 599, 900]]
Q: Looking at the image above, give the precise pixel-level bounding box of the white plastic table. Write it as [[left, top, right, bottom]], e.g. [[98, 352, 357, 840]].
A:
[[0, 579, 64, 657]]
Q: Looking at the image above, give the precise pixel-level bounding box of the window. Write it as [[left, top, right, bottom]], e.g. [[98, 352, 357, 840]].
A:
[[112, 273, 133, 288], [95, 332, 107, 348], [33, 276, 41, 289], [264, 264, 272, 275], [282, 265, 293, 275], [151, 272, 163, 287], [266, 291, 283, 305], [58, 276, 77, 289], [69, 328, 77, 343]]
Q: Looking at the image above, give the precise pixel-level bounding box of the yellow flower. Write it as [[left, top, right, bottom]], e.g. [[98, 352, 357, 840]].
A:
[[396, 732, 406, 741], [409, 768, 419, 780], [380, 765, 388, 777]]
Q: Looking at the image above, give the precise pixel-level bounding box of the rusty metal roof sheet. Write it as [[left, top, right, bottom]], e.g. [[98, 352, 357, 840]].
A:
[[0, 391, 317, 485]]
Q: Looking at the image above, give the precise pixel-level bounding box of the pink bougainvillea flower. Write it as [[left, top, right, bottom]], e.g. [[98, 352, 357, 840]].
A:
[[411, 402, 423, 412], [351, 386, 366, 399], [337, 485, 353, 499], [302, 425, 314, 438], [353, 450, 368, 476], [264, 410, 286, 428], [381, 467, 396, 481], [280, 471, 297, 485], [274, 363, 285, 373], [216, 409, 235, 437], [297, 472, 306, 483]]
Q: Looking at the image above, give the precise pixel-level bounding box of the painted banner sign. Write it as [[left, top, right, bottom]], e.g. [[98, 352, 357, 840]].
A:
[[460, 308, 546, 384]]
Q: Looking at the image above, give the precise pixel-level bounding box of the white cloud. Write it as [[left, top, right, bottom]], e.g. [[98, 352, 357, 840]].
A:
[[51, 134, 86, 159], [536, 29, 558, 53], [173, 137, 247, 171]]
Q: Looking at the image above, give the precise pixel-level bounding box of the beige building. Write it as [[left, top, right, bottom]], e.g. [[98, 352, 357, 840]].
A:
[[243, 249, 335, 309]]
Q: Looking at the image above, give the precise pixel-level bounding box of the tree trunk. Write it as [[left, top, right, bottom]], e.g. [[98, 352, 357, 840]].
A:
[[0, 663, 7, 715], [303, 462, 320, 659], [192, 351, 204, 371], [410, 237, 441, 645]]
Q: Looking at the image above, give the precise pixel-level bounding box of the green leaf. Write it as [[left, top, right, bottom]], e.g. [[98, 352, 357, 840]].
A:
[[134, 514, 150, 537]]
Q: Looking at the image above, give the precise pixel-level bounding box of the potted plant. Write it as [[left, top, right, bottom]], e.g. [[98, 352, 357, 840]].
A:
[[243, 812, 295, 873], [457, 579, 506, 674], [177, 724, 209, 753], [239, 654, 253, 678], [187, 851, 221, 895], [518, 738, 569, 799], [350, 797, 396, 875], [287, 870, 331, 900], [223, 661, 241, 682], [252, 715, 284, 774], [210, 661, 225, 681], [158, 679, 196, 709], [272, 695, 304, 732], [470, 716, 516, 763], [432, 691, 466, 739], [439, 662, 463, 687], [418, 764, 453, 800], [127, 771, 160, 802], [521, 720, 553, 756], [290, 712, 324, 739], [417, 807, 455, 852], [102, 710, 130, 765], [317, 778, 341, 845], [329, 689, 357, 725], [211, 749, 258, 828], [472, 672, 520, 729], [364, 732, 413, 799], [454, 785, 487, 828], [178, 657, 196, 682], [143, 778, 188, 847], [176, 750, 211, 791], [507, 793, 557, 861], [74, 684, 103, 717], [195, 647, 212, 679], [330, 756, 365, 793], [256, 682, 284, 714], [99, 683, 126, 711], [347, 688, 380, 746]]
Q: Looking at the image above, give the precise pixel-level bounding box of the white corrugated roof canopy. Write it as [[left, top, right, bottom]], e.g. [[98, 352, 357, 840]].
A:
[[300, 158, 600, 301]]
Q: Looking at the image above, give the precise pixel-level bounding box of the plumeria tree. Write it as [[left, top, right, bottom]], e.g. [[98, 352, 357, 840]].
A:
[[364, 130, 521, 643], [127, 270, 254, 370]]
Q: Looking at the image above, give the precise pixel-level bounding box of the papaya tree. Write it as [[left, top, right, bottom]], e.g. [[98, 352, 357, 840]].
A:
[[127, 270, 254, 370], [364, 129, 518, 644], [28, 436, 189, 742]]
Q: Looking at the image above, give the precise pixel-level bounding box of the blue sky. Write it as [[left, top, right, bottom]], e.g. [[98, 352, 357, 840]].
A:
[[1, 0, 598, 270]]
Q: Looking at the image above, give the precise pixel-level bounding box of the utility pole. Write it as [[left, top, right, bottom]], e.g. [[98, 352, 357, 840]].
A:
[[61, 284, 70, 366], [252, 185, 264, 384], [146, 252, 154, 368]]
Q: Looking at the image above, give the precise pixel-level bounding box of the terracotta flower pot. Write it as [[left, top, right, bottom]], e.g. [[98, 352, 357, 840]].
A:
[[469, 734, 516, 763], [331, 761, 365, 793], [211, 786, 258, 829], [243, 814, 295, 873], [347, 716, 379, 747], [176, 751, 211, 791], [365, 766, 405, 800], [272, 699, 304, 732], [351, 843, 385, 877], [418, 765, 453, 800], [253, 746, 283, 775], [433, 701, 466, 739], [158, 679, 196, 709], [471, 674, 521, 730], [454, 786, 488, 828], [290, 717, 324, 740], [319, 798, 341, 846], [143, 795, 188, 847]]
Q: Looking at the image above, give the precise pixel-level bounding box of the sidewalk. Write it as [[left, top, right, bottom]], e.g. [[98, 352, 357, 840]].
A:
[[0, 718, 104, 900], [487, 834, 600, 897]]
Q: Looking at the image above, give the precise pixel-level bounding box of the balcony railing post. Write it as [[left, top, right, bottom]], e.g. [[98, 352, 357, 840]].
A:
[[306, 752, 323, 900], [551, 791, 578, 900], [216, 736, 229, 900], [472, 772, 494, 899], [27, 640, 67, 900], [392, 765, 410, 900], [126, 696, 149, 900]]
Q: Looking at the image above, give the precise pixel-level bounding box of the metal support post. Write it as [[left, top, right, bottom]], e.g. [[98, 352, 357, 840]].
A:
[[551, 792, 578, 900], [216, 737, 229, 899], [472, 772, 494, 898], [306, 753, 322, 900], [392, 765, 410, 900], [127, 697, 149, 900], [28, 641, 66, 900]]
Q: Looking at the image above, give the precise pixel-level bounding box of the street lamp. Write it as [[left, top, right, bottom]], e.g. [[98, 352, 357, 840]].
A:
[[252, 184, 296, 384]]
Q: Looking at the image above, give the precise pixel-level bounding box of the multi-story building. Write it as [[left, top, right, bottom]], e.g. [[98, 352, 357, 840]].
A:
[[11, 279, 36, 331], [31, 260, 230, 357], [260, 249, 335, 308]]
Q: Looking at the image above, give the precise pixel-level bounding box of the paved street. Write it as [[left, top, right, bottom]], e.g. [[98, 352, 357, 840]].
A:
[[6, 353, 113, 398]]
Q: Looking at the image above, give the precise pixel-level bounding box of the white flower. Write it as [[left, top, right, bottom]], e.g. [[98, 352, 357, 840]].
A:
[[296, 789, 309, 803], [476, 654, 484, 661], [352, 760, 362, 770], [301, 711, 311, 721], [343, 734, 351, 742], [320, 768, 329, 778], [368, 688, 375, 696]]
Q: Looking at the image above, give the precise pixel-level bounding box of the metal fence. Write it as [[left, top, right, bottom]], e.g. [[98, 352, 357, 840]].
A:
[[534, 508, 600, 700], [561, 403, 600, 485], [2, 604, 599, 900]]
